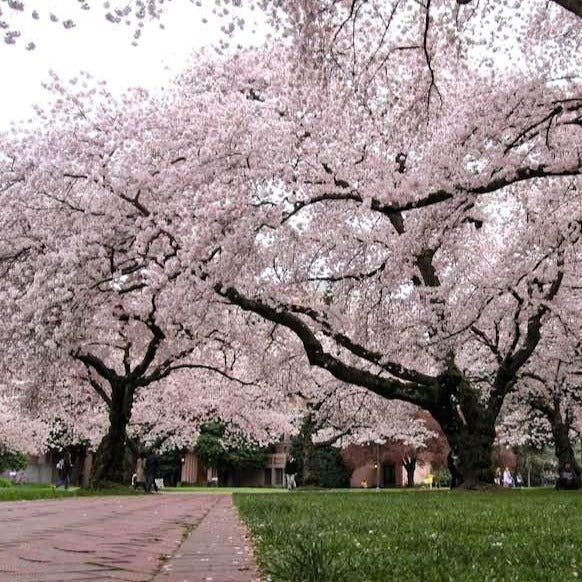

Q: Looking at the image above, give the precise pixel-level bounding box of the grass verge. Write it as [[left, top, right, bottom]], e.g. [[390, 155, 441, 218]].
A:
[[165, 486, 289, 494], [235, 489, 582, 582], [0, 482, 144, 502]]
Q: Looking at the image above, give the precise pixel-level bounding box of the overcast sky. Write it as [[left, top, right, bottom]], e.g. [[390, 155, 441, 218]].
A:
[[0, 3, 265, 129]]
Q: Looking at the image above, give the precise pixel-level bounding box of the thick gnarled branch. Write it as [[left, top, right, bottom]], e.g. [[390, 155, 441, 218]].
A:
[[215, 284, 438, 409]]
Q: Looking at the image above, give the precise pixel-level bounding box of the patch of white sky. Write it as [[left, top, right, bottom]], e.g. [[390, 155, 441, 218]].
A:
[[0, 1, 270, 129]]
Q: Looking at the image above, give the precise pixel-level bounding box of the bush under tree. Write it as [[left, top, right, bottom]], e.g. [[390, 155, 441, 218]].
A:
[[0, 445, 28, 474]]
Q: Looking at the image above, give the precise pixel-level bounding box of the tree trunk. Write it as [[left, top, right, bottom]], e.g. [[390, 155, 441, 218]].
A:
[[403, 456, 416, 488], [551, 413, 581, 488], [300, 414, 320, 486], [90, 384, 134, 486], [452, 425, 496, 488], [531, 399, 581, 489], [430, 366, 497, 488]]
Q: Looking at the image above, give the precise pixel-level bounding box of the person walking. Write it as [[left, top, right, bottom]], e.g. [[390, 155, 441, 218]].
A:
[[447, 449, 463, 489], [284, 455, 298, 490], [145, 452, 159, 492], [55, 451, 72, 490], [133, 455, 147, 491], [502, 467, 514, 488]]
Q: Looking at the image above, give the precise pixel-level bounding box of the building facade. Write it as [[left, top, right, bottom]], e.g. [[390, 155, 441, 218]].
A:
[[180, 434, 447, 488], [180, 440, 290, 487]]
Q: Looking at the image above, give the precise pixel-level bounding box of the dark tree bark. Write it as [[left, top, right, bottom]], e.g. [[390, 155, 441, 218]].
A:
[[403, 456, 417, 487], [456, 0, 582, 19], [89, 382, 135, 486], [429, 364, 498, 486], [550, 0, 582, 18], [553, 418, 579, 478], [530, 395, 581, 489]]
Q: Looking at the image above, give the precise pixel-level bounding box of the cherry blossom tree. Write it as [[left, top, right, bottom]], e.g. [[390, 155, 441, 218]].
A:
[[515, 330, 582, 484], [0, 389, 49, 455], [0, 76, 299, 484], [128, 367, 297, 452], [181, 45, 578, 485], [496, 199, 582, 483]]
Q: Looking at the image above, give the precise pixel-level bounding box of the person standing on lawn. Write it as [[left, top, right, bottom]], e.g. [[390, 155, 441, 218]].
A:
[[502, 467, 514, 488], [285, 455, 298, 490], [145, 451, 159, 492], [55, 451, 72, 490], [447, 449, 463, 489], [133, 454, 147, 491]]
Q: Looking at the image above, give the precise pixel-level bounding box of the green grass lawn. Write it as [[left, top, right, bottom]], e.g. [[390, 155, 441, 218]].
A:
[[165, 485, 289, 494], [235, 489, 582, 582], [0, 482, 144, 502], [0, 482, 287, 501]]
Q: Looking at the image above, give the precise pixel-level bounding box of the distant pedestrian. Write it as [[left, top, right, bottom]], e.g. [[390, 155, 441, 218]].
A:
[[133, 455, 147, 491], [502, 467, 514, 488], [285, 455, 298, 490], [494, 467, 502, 486], [447, 449, 463, 489], [55, 451, 72, 490], [145, 452, 159, 492]]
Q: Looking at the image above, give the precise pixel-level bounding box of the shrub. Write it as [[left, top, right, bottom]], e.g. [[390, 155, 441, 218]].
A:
[[0, 445, 28, 473], [195, 420, 267, 482], [433, 467, 451, 488], [317, 447, 350, 488], [0, 478, 13, 488], [289, 438, 350, 488]]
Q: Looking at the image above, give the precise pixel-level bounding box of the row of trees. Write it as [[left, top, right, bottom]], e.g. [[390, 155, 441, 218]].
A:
[[0, 0, 581, 486]]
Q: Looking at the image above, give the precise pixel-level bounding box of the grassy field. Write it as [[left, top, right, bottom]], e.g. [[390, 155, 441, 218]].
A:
[[0, 482, 144, 502], [235, 489, 582, 582], [0, 483, 287, 501], [165, 485, 289, 494]]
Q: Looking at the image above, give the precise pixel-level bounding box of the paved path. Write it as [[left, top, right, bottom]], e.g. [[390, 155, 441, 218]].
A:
[[0, 494, 260, 582]]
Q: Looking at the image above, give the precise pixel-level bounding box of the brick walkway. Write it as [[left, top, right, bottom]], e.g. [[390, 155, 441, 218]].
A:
[[0, 493, 260, 582]]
